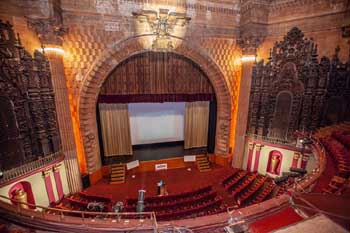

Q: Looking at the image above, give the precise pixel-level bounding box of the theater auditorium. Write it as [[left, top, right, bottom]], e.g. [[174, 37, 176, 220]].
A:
[[0, 0, 349, 232]]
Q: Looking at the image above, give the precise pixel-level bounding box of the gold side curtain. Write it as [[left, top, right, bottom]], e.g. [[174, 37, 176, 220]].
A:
[[99, 103, 132, 156], [184, 101, 209, 149]]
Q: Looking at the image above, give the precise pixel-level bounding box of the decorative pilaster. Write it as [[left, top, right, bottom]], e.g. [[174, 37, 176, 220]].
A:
[[291, 152, 300, 168], [253, 144, 263, 172], [42, 170, 55, 204], [53, 164, 64, 200], [246, 142, 255, 171], [233, 36, 263, 168], [28, 16, 82, 193], [301, 154, 309, 170]]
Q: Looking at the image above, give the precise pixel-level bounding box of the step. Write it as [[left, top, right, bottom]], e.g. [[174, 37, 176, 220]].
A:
[[111, 173, 125, 178], [110, 181, 125, 184], [111, 168, 125, 173], [111, 177, 124, 182]]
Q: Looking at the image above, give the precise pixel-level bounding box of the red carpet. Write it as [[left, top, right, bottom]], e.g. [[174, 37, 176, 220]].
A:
[[249, 207, 303, 233]]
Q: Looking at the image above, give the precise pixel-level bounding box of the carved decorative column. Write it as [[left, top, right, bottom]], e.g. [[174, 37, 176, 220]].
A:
[[233, 36, 263, 168], [53, 164, 64, 200], [29, 18, 82, 193], [42, 170, 56, 204], [246, 142, 255, 171], [291, 152, 300, 168], [301, 154, 309, 170], [253, 144, 263, 172]]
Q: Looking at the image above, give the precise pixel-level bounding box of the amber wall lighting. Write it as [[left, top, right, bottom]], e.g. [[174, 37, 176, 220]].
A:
[[241, 55, 256, 62], [41, 47, 65, 55]]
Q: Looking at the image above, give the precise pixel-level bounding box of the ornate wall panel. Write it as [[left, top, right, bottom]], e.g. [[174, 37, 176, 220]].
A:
[[247, 27, 350, 141], [0, 21, 61, 171]]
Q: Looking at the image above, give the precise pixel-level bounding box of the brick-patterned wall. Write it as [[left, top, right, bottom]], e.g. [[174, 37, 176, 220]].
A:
[[199, 38, 242, 150], [60, 1, 242, 173]]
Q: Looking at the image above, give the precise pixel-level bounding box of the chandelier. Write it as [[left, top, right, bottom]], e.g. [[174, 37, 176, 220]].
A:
[[132, 8, 191, 50]]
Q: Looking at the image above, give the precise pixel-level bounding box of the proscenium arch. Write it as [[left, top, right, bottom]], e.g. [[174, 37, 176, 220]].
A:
[[78, 35, 232, 173]]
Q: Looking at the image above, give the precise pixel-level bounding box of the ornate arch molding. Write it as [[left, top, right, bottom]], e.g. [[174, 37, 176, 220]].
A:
[[78, 36, 232, 172]]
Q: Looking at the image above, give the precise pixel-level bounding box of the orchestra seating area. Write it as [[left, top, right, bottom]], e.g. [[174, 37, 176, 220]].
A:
[[125, 185, 225, 221], [314, 123, 350, 195], [51, 166, 285, 221]]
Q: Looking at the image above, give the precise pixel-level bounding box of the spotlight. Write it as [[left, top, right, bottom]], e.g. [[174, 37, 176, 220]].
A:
[[0, 170, 3, 179]]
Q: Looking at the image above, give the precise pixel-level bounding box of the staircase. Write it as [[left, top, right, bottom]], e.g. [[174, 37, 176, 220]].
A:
[[196, 154, 211, 172], [110, 164, 126, 184]]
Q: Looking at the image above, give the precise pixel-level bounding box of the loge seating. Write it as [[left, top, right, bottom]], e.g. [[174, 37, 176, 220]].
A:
[[249, 181, 276, 205], [224, 171, 248, 192], [230, 173, 257, 198], [221, 168, 240, 186], [320, 136, 350, 178], [332, 131, 350, 148], [221, 169, 281, 207], [236, 175, 268, 205], [322, 176, 347, 195]]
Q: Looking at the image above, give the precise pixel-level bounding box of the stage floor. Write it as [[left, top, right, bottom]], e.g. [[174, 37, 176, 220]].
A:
[[103, 141, 207, 164]]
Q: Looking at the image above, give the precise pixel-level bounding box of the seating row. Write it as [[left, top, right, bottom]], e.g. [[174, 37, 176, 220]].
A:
[[332, 131, 350, 148], [249, 182, 276, 205], [231, 173, 257, 198], [320, 136, 350, 178], [221, 168, 240, 186], [224, 171, 248, 191], [322, 175, 347, 195], [126, 185, 213, 205], [124, 190, 218, 212], [156, 197, 223, 221], [237, 176, 268, 205]]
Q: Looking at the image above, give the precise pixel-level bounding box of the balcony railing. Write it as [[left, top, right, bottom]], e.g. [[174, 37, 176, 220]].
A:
[[0, 152, 64, 184], [0, 194, 158, 232], [247, 134, 297, 146]]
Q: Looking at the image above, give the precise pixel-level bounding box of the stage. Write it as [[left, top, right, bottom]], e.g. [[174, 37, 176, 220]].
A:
[[103, 141, 207, 164]]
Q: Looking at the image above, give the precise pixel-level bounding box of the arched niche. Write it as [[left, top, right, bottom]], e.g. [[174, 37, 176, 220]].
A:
[[8, 181, 36, 209], [266, 150, 283, 175]]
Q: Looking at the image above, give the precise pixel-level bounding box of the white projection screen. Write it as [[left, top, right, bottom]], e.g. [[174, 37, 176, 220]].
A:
[[128, 102, 185, 145]]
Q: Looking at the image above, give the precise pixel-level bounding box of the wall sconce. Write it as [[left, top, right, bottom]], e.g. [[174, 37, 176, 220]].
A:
[[41, 47, 65, 55], [241, 55, 256, 62]]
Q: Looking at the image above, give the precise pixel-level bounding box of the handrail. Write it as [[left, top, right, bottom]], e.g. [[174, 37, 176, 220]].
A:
[[287, 136, 327, 193], [247, 134, 297, 146], [0, 152, 63, 184], [0, 194, 158, 231]]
